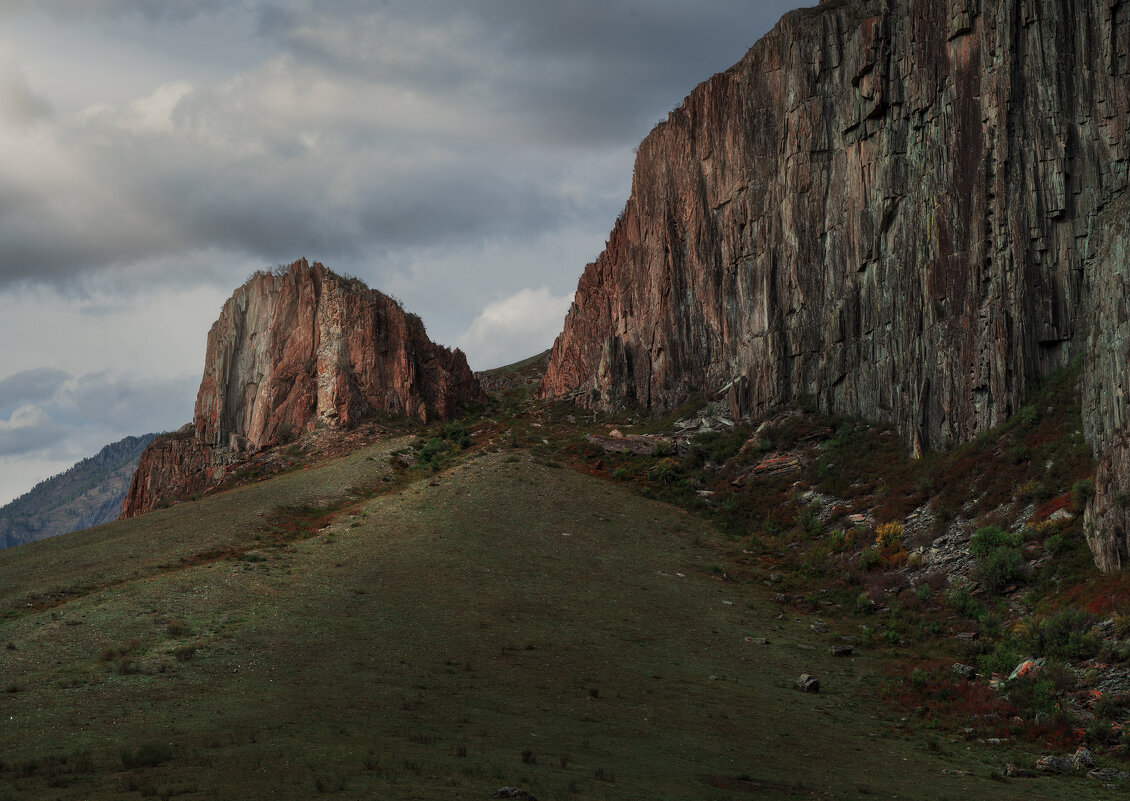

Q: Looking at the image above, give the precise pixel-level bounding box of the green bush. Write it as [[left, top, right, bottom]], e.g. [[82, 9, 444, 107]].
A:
[[979, 641, 1023, 675], [944, 580, 984, 619], [1006, 444, 1030, 464], [970, 526, 1024, 594], [442, 421, 472, 449], [417, 437, 449, 464], [1017, 608, 1098, 661], [1015, 405, 1039, 428], [1072, 478, 1096, 511]]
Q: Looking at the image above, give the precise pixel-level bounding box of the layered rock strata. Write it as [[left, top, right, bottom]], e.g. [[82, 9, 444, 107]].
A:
[[122, 259, 481, 517], [540, 0, 1129, 568]]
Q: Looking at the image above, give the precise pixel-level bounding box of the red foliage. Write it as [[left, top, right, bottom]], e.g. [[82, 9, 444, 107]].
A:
[[1056, 573, 1130, 617], [1033, 494, 1072, 521], [886, 661, 1082, 750]]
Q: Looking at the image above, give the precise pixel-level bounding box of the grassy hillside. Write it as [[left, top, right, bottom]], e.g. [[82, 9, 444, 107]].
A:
[[0, 421, 1108, 800], [0, 434, 157, 550]]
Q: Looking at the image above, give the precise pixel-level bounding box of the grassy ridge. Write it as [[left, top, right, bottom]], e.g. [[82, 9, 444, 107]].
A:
[[0, 437, 1102, 799]]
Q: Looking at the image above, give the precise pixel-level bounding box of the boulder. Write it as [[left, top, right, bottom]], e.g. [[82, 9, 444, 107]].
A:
[[796, 674, 820, 693]]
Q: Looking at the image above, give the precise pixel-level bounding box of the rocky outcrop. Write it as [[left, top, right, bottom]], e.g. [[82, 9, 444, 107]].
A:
[[540, 1, 1129, 565], [122, 259, 482, 518], [119, 428, 224, 517]]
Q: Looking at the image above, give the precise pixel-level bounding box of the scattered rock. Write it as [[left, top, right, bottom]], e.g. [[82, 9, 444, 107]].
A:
[[952, 663, 977, 681], [1003, 763, 1033, 778], [585, 433, 675, 456], [810, 622, 828, 634], [1088, 767, 1130, 783], [796, 674, 820, 693], [1035, 755, 1074, 774], [745, 636, 769, 645], [752, 453, 802, 476], [1073, 747, 1096, 769], [830, 645, 854, 657], [1009, 658, 1045, 681], [492, 788, 536, 800]]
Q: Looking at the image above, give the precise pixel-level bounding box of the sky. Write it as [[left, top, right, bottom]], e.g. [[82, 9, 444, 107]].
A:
[[0, 0, 803, 506]]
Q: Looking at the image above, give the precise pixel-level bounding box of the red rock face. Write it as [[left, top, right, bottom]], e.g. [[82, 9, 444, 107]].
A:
[[122, 259, 482, 518], [540, 0, 1130, 567], [119, 429, 223, 518]]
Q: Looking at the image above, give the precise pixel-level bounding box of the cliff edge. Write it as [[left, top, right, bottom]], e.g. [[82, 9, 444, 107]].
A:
[[539, 0, 1130, 568]]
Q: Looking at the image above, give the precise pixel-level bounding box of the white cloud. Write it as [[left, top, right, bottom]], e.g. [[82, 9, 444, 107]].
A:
[[0, 404, 62, 455], [0, 58, 51, 126], [126, 80, 192, 132], [458, 287, 574, 371]]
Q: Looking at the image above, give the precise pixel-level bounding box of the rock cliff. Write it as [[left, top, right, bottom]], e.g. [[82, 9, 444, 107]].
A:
[[540, 0, 1129, 567], [122, 259, 482, 517]]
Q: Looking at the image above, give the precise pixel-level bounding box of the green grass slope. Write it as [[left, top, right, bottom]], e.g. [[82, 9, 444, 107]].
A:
[[0, 438, 1103, 799]]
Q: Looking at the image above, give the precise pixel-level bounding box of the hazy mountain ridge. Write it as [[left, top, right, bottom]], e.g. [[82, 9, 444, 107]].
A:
[[0, 433, 157, 549]]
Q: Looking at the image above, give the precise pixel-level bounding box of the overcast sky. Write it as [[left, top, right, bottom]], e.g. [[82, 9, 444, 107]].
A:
[[0, 0, 802, 505]]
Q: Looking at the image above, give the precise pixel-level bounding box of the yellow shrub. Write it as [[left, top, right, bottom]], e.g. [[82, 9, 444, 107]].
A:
[[875, 520, 905, 550]]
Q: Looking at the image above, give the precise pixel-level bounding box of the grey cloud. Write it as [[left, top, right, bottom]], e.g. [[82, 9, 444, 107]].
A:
[[0, 405, 65, 456], [0, 1, 802, 293], [51, 372, 197, 433], [0, 421, 66, 456], [0, 368, 70, 413], [0, 68, 52, 126], [0, 369, 195, 454], [0, 0, 232, 22]]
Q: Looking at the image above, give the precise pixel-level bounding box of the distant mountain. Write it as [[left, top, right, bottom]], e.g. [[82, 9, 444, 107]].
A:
[[0, 433, 157, 549]]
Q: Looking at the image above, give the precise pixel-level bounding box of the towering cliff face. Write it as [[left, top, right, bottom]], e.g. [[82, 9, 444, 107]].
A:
[[540, 0, 1130, 568], [122, 259, 482, 517], [194, 259, 479, 450]]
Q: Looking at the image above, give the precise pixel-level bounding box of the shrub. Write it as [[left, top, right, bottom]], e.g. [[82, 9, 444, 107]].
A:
[[442, 421, 472, 449], [979, 640, 1023, 675], [796, 503, 823, 538], [1006, 444, 1030, 464], [1072, 478, 1096, 511], [970, 526, 1024, 594], [120, 742, 172, 769], [417, 437, 449, 464], [649, 463, 678, 485], [875, 521, 905, 550], [1018, 608, 1098, 661], [1015, 405, 1039, 428], [944, 580, 984, 619], [976, 547, 1024, 594]]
